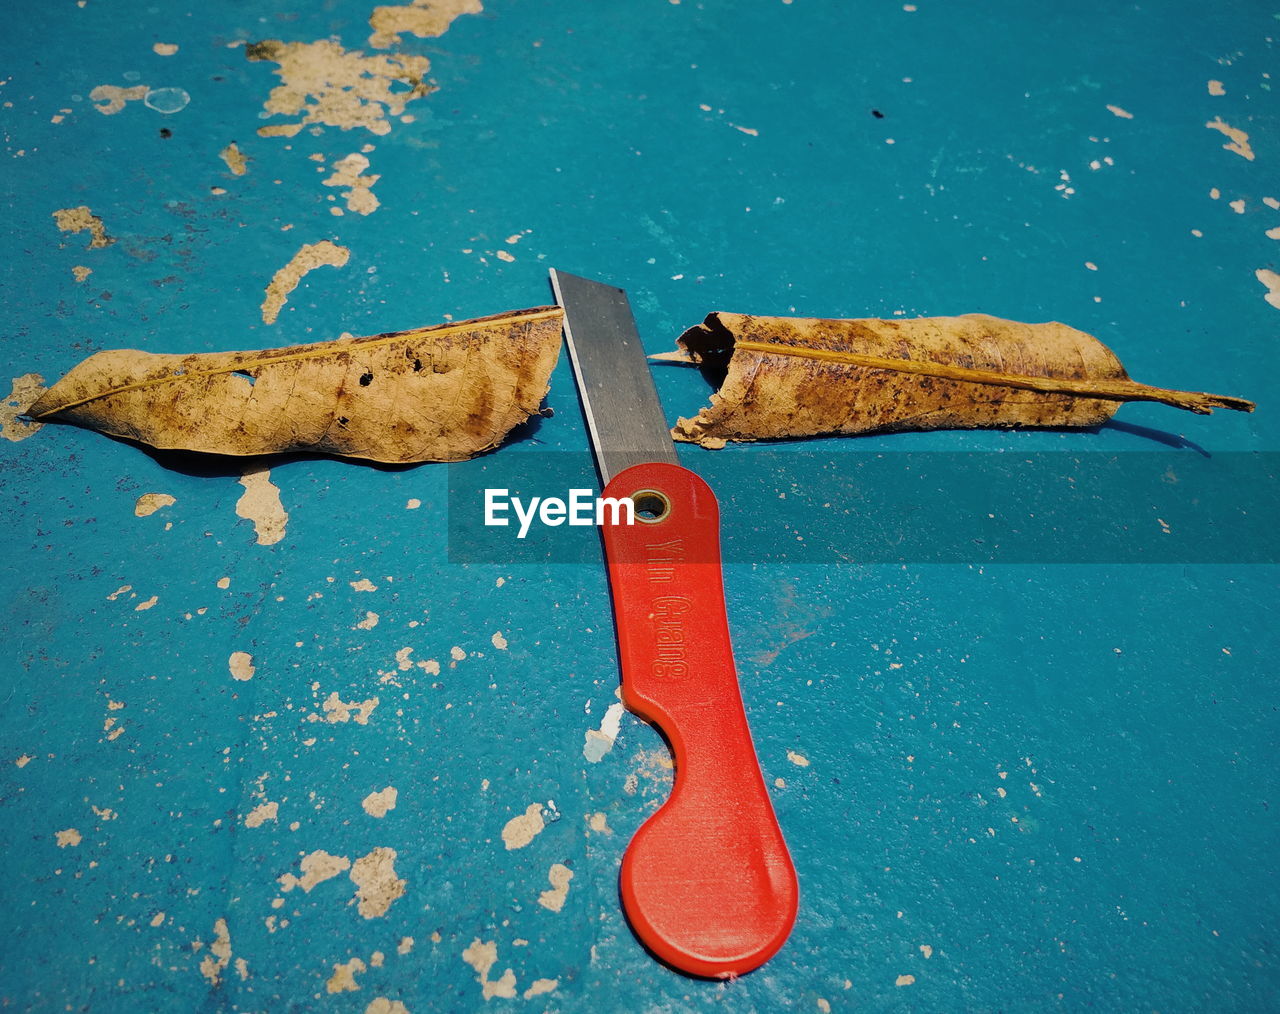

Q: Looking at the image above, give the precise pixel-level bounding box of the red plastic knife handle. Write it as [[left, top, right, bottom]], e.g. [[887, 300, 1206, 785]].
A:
[[600, 461, 798, 979]]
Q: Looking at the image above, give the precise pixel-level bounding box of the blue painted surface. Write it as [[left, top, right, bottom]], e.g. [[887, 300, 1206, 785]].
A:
[[1, 1, 1276, 1011]]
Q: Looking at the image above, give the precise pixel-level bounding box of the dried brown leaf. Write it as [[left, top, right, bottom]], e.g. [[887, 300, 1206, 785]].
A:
[[29, 307, 564, 463], [664, 313, 1253, 448]]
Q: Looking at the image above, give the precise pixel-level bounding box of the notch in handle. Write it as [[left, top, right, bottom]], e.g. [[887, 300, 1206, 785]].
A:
[[601, 461, 798, 978]]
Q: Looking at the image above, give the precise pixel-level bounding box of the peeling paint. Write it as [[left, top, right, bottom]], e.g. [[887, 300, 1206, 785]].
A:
[[786, 749, 810, 767], [327, 957, 366, 993], [245, 801, 278, 828], [350, 846, 406, 918], [369, 0, 482, 49], [153, 42, 179, 56], [134, 493, 175, 517], [1256, 269, 1280, 311], [53, 206, 113, 248], [461, 939, 517, 1000], [1105, 104, 1133, 119], [55, 828, 81, 847], [246, 39, 433, 138], [324, 153, 380, 215], [228, 651, 255, 681], [537, 863, 574, 912], [1205, 117, 1255, 160], [490, 631, 508, 650], [71, 265, 91, 282], [279, 850, 351, 892], [366, 999, 410, 1014], [362, 786, 398, 818], [236, 466, 289, 545], [501, 803, 545, 850], [583, 701, 624, 763], [198, 918, 232, 985], [220, 142, 249, 175], [310, 691, 379, 724], [89, 84, 148, 115], [524, 979, 558, 999], [1, 373, 46, 442], [260, 240, 349, 324]]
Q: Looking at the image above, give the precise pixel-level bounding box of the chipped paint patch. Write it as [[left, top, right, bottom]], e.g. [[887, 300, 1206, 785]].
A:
[[245, 801, 278, 828], [357, 611, 380, 630], [89, 84, 148, 115], [1208, 79, 1225, 96], [134, 595, 158, 611], [134, 492, 175, 516], [350, 847, 406, 918], [366, 999, 410, 1014], [537, 863, 574, 912], [236, 466, 288, 544], [220, 142, 249, 175], [461, 939, 517, 1001], [153, 42, 179, 56], [1, 373, 46, 442], [15, 754, 34, 768], [1205, 117, 1255, 160], [1105, 104, 1133, 119], [524, 979, 558, 999], [351, 578, 378, 592], [369, 0, 482, 49], [324, 153, 380, 215], [71, 265, 92, 282], [53, 206, 113, 248], [310, 691, 379, 724], [397, 936, 414, 955], [490, 631, 508, 650], [896, 974, 915, 987], [55, 828, 81, 847], [362, 786, 398, 818], [587, 812, 612, 834], [280, 850, 351, 892], [246, 39, 433, 137], [502, 803, 545, 850], [583, 701, 625, 763], [261, 240, 349, 324], [1256, 269, 1280, 311], [920, 943, 934, 958], [327, 957, 366, 993], [199, 919, 232, 985], [787, 749, 810, 767]]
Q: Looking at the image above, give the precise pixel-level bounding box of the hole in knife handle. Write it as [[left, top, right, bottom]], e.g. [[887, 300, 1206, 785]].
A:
[[630, 489, 671, 524]]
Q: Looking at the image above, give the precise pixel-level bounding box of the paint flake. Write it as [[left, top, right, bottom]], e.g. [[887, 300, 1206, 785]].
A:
[[247, 39, 433, 138], [134, 492, 175, 516], [261, 240, 349, 324], [537, 863, 574, 912], [501, 803, 545, 850], [89, 84, 148, 115], [236, 466, 289, 544], [229, 651, 256, 681], [583, 701, 625, 763], [53, 206, 113, 248], [362, 786, 398, 818], [324, 153, 380, 215], [461, 939, 517, 1000], [1, 373, 46, 442], [279, 849, 351, 892], [327, 957, 366, 993], [245, 802, 278, 828], [369, 0, 483, 49], [350, 847, 406, 918], [220, 142, 249, 175], [1205, 117, 1255, 160]]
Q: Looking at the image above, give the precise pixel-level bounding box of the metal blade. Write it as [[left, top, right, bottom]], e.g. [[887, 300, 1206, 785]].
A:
[[550, 269, 680, 485]]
